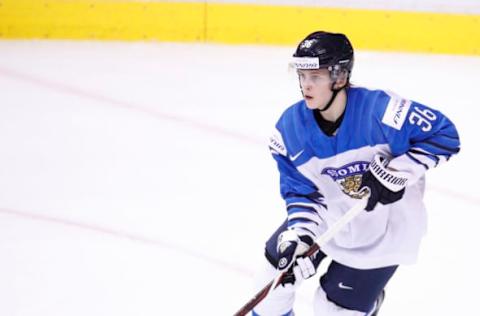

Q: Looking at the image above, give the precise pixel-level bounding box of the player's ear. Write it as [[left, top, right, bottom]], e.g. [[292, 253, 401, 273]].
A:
[[333, 71, 348, 89]]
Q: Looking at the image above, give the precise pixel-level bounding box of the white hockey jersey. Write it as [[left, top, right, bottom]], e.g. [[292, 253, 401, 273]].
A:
[[269, 86, 460, 269]]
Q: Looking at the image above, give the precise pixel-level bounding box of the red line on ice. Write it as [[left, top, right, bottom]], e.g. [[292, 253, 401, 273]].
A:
[[0, 207, 253, 277]]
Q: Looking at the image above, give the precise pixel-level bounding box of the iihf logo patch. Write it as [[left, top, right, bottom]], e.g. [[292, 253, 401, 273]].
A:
[[321, 161, 370, 199]]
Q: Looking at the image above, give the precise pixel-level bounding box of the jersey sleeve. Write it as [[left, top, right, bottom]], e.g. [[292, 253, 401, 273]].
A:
[[269, 127, 325, 240], [377, 92, 461, 184]]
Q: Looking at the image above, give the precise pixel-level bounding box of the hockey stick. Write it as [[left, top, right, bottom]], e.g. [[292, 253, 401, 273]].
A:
[[233, 198, 368, 316]]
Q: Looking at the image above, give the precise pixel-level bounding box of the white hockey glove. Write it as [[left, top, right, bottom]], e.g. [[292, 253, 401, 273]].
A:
[[359, 154, 410, 211], [276, 229, 316, 287]]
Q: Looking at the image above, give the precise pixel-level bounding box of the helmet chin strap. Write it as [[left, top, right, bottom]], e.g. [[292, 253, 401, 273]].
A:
[[318, 81, 343, 112]]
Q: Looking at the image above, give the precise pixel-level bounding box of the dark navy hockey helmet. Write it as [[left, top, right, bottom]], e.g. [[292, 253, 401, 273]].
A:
[[291, 31, 354, 80]]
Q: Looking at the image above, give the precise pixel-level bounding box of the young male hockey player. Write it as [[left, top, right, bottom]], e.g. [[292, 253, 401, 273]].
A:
[[253, 31, 460, 316]]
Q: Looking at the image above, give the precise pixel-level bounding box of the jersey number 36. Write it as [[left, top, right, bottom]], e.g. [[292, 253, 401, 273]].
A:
[[409, 107, 437, 132]]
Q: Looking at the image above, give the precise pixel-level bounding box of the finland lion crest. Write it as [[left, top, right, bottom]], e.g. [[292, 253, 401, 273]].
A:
[[321, 161, 370, 199]]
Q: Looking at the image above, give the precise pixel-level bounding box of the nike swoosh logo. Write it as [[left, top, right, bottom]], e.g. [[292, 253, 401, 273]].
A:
[[289, 150, 304, 161], [338, 282, 354, 290]]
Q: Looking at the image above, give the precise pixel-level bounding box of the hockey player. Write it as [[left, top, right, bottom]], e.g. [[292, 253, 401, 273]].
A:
[[252, 31, 460, 316]]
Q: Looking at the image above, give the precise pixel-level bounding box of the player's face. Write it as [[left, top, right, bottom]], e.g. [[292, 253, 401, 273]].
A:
[[297, 69, 334, 110]]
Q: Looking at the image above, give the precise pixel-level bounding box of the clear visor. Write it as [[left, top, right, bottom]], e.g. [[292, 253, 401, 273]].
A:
[[296, 69, 333, 85]]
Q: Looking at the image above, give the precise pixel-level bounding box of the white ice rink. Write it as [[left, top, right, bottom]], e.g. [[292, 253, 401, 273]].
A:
[[0, 40, 479, 316]]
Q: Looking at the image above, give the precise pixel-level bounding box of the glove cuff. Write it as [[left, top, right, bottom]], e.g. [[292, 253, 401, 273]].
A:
[[369, 155, 410, 192]]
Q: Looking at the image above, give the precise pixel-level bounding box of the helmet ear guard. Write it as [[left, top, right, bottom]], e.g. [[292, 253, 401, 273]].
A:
[[329, 61, 352, 80], [329, 65, 350, 88]]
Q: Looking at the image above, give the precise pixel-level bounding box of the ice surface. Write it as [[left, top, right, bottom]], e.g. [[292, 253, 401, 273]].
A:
[[0, 40, 478, 315]]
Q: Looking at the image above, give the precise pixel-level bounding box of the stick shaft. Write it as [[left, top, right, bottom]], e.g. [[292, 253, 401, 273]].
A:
[[233, 199, 367, 316]]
